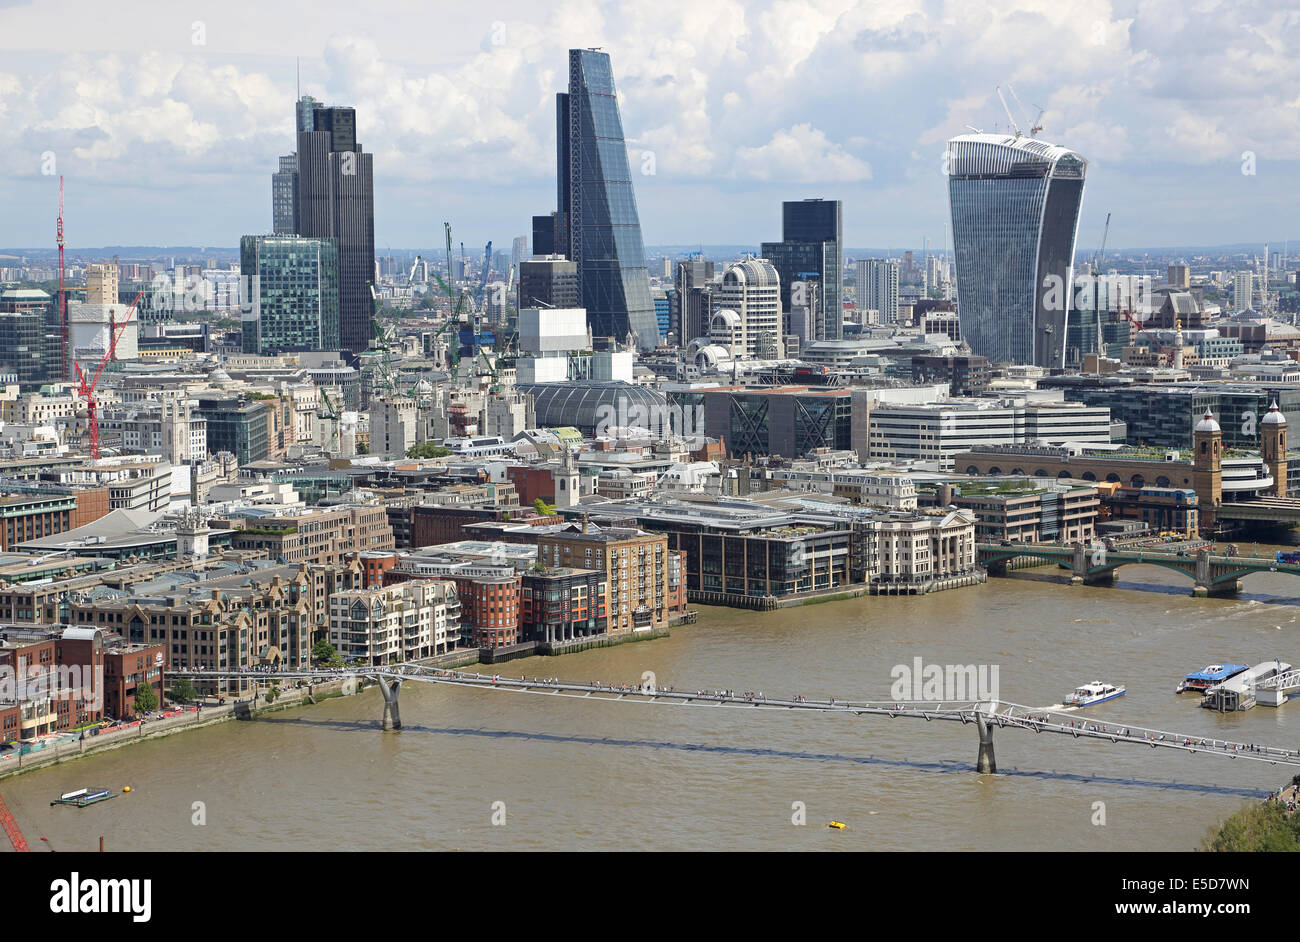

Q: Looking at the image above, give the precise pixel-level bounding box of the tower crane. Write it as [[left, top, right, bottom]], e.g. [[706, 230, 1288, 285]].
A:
[[75, 290, 143, 460], [57, 176, 67, 382], [1092, 212, 1111, 357]]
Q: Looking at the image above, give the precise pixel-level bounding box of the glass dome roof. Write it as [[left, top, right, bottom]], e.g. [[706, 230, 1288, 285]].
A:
[[516, 381, 668, 435]]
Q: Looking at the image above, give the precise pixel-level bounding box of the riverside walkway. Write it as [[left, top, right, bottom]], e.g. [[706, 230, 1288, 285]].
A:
[[171, 665, 1300, 774]]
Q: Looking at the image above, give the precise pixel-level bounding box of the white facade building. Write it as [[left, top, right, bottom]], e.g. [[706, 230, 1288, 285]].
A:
[[710, 257, 783, 358]]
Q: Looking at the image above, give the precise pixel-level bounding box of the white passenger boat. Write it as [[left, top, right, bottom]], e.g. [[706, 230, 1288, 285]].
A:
[[1065, 681, 1126, 707]]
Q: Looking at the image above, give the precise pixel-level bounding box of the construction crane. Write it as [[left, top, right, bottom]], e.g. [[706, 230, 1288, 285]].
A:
[[75, 290, 143, 460], [57, 176, 67, 382], [477, 241, 493, 309], [0, 789, 30, 852], [1092, 212, 1112, 356]]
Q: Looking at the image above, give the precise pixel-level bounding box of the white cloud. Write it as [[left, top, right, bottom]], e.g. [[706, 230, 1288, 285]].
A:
[[733, 123, 872, 182]]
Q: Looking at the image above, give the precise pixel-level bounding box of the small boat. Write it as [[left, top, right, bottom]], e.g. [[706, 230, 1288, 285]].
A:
[[1065, 681, 1126, 707], [50, 787, 116, 808], [828, 821, 847, 830], [1176, 664, 1248, 695]]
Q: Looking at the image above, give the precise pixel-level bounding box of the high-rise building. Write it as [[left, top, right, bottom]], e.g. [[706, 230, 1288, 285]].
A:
[[761, 198, 843, 342], [1168, 263, 1190, 288], [946, 134, 1087, 367], [857, 258, 900, 325], [675, 257, 715, 342], [85, 263, 118, 306], [518, 257, 580, 312], [239, 235, 340, 355], [272, 154, 298, 235], [555, 49, 660, 350], [295, 99, 375, 355], [1233, 271, 1255, 312], [511, 236, 529, 271], [710, 257, 782, 358], [532, 213, 557, 257]]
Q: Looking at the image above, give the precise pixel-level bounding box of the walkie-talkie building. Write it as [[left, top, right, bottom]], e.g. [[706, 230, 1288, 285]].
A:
[[946, 134, 1086, 367], [557, 49, 660, 350]]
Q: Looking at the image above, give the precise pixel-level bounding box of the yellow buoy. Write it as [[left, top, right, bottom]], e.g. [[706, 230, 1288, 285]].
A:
[[122, 786, 131, 793], [828, 820, 846, 830]]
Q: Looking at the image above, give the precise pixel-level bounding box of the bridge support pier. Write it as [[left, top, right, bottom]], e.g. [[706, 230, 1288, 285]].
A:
[[379, 677, 402, 730], [975, 713, 995, 774], [1194, 580, 1241, 598]]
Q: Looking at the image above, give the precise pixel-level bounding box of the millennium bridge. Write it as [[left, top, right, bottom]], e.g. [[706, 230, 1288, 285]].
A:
[[977, 541, 1300, 597], [171, 665, 1300, 775]]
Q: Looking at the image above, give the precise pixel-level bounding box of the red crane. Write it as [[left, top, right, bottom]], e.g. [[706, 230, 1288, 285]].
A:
[[57, 176, 67, 382], [75, 290, 143, 460], [0, 789, 30, 852]]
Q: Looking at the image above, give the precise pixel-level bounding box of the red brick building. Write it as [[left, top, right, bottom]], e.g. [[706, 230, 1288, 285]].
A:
[[454, 575, 521, 649], [103, 643, 166, 720]]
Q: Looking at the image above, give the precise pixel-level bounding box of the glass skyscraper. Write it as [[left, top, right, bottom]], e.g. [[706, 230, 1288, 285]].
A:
[[760, 199, 843, 341], [556, 49, 660, 350], [295, 100, 375, 355], [240, 235, 340, 355], [947, 134, 1086, 367]]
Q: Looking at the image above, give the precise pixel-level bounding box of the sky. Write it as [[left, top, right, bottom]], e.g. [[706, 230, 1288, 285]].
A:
[[0, 0, 1298, 254]]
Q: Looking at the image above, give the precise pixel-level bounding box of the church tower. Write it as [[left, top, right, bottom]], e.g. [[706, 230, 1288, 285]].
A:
[[1262, 400, 1287, 498], [1193, 409, 1222, 531]]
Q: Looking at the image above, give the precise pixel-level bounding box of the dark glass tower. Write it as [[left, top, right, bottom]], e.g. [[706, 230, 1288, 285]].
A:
[[295, 101, 375, 355], [947, 134, 1086, 367], [760, 199, 842, 341], [557, 49, 660, 350]]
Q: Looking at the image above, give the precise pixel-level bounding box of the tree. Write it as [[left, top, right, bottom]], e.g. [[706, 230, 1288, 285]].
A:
[[406, 442, 452, 459], [534, 497, 557, 515], [265, 685, 279, 704], [357, 442, 369, 455], [1203, 800, 1300, 851], [311, 639, 340, 665], [133, 682, 159, 714], [170, 678, 199, 704]]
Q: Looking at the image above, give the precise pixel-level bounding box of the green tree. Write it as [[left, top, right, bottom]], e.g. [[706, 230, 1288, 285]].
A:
[[357, 442, 369, 455], [134, 682, 159, 714], [311, 639, 340, 665], [265, 685, 279, 704], [170, 678, 199, 704], [533, 497, 557, 515], [1202, 800, 1300, 851], [406, 442, 453, 459]]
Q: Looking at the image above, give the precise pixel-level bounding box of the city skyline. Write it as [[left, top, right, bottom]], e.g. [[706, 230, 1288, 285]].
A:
[[0, 1, 1297, 251]]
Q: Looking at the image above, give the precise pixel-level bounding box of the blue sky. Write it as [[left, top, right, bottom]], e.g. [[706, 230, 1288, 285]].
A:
[[0, 0, 1297, 253]]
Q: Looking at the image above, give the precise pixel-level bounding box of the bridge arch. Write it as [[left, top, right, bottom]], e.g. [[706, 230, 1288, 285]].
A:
[[1081, 471, 1096, 481], [1057, 470, 1072, 479]]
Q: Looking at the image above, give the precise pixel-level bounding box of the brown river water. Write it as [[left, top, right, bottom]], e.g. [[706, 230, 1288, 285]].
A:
[[4, 557, 1300, 851]]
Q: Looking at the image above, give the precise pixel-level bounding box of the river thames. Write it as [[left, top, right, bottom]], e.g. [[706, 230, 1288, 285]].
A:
[[4, 560, 1300, 851]]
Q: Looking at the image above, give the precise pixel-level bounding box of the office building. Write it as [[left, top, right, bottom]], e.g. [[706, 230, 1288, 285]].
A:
[[272, 154, 298, 234], [295, 98, 376, 354], [518, 257, 579, 311], [709, 257, 782, 357], [946, 133, 1087, 367], [761, 199, 843, 342], [675, 257, 716, 343], [532, 213, 557, 257], [555, 49, 660, 349], [239, 235, 340, 354]]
